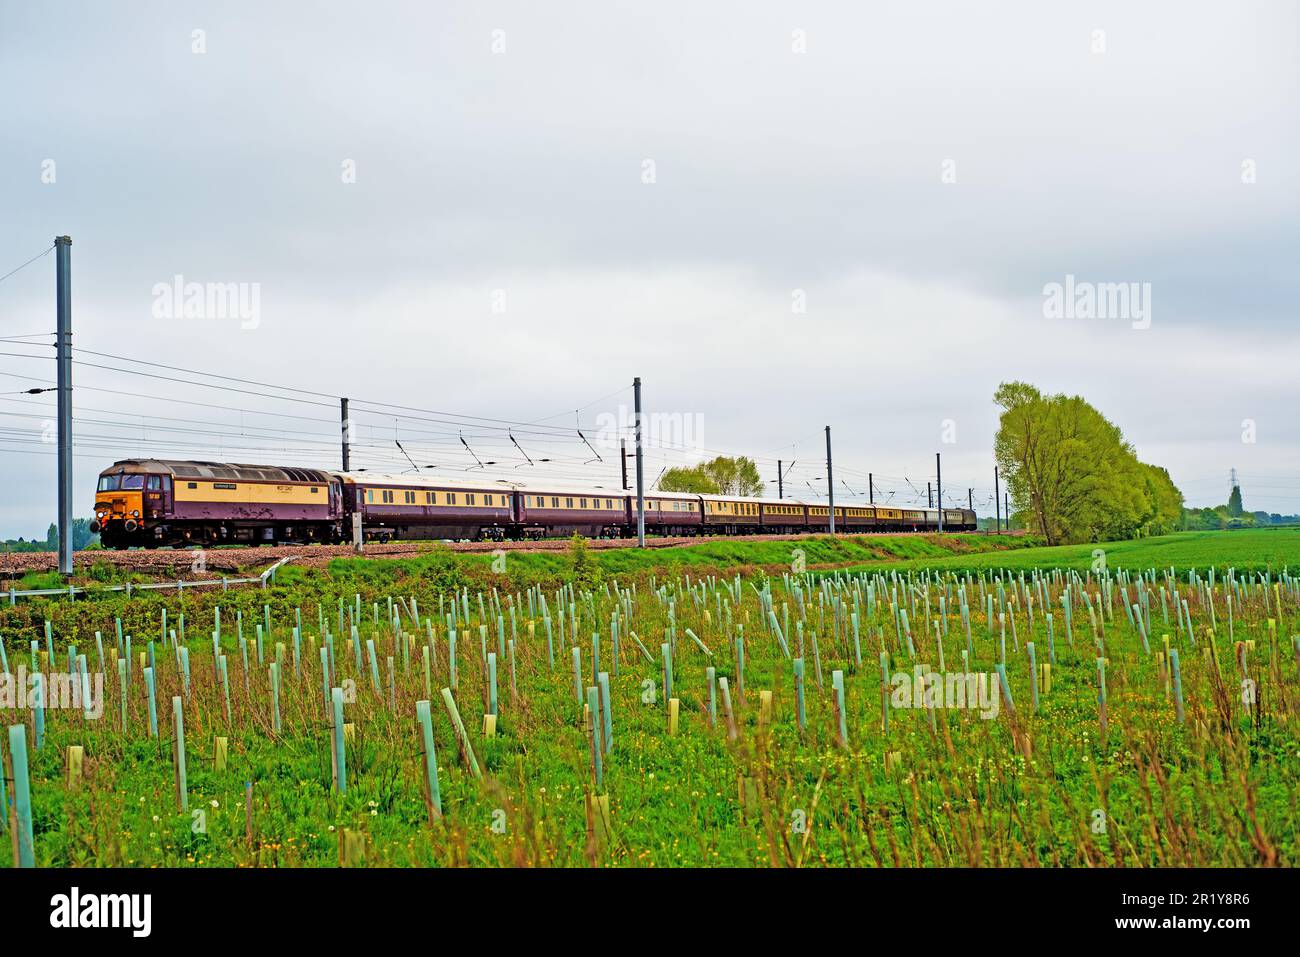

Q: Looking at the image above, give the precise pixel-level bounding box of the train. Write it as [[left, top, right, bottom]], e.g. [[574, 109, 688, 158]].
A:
[[89, 458, 978, 548]]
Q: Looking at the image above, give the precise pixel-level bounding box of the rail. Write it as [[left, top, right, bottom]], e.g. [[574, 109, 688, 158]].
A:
[[5, 556, 296, 605]]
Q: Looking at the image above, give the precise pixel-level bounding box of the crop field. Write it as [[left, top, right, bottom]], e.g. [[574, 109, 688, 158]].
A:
[[0, 530, 1296, 868]]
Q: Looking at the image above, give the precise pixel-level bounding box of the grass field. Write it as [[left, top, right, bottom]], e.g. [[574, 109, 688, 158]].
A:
[[0, 528, 1296, 867], [840, 528, 1300, 576]]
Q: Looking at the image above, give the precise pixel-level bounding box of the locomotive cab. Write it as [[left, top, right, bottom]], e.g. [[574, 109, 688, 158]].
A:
[[91, 462, 172, 546]]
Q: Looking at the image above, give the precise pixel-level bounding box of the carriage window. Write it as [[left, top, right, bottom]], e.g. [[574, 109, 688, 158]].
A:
[[566, 498, 573, 508], [425, 492, 434, 504], [551, 497, 559, 508], [447, 493, 457, 505]]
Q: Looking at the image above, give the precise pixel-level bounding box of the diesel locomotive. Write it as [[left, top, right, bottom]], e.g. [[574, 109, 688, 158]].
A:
[[90, 458, 977, 548]]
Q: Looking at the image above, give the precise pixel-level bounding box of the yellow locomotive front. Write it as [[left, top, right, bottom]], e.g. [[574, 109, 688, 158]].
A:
[[90, 460, 168, 547]]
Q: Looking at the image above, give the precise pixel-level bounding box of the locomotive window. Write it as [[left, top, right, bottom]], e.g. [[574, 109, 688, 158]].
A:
[[188, 482, 198, 490]]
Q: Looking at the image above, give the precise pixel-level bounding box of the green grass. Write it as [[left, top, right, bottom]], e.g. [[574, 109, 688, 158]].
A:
[[320, 533, 1045, 586], [834, 528, 1300, 576], [0, 529, 1296, 868]]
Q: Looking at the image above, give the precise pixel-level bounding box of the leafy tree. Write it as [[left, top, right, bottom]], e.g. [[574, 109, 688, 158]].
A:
[[72, 518, 99, 550], [993, 382, 1182, 545], [660, 456, 764, 496], [1227, 484, 1244, 516], [1138, 464, 1184, 536], [659, 467, 720, 494]]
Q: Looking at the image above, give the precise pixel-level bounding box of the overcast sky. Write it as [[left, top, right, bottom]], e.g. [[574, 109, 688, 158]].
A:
[[2, 1, 1297, 539]]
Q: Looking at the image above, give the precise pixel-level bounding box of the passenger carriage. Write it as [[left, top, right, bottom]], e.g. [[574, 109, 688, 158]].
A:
[[515, 485, 630, 539]]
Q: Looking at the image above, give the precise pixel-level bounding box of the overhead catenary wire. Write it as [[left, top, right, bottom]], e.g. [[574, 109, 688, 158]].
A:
[[0, 342, 1005, 512], [0, 244, 55, 286]]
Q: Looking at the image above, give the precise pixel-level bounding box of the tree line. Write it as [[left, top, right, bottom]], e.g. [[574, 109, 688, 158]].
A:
[[993, 381, 1183, 545]]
